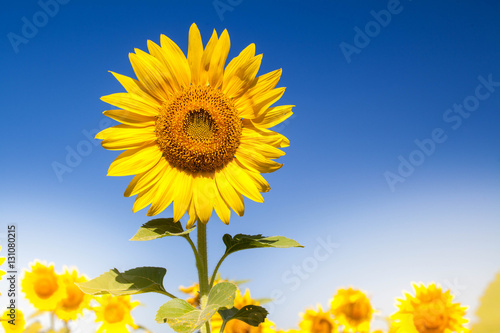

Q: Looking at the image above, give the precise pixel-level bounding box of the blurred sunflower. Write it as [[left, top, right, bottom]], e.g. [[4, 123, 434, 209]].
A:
[[55, 267, 93, 321], [97, 23, 293, 227], [21, 261, 66, 311], [179, 275, 227, 307], [0, 245, 6, 283], [94, 295, 139, 333], [391, 283, 468, 333], [330, 287, 373, 332], [1, 309, 25, 333], [211, 289, 275, 333], [299, 305, 337, 333]]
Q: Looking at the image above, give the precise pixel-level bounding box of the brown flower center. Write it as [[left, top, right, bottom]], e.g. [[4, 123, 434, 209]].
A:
[[34, 276, 58, 299], [104, 303, 125, 324], [155, 85, 242, 173]]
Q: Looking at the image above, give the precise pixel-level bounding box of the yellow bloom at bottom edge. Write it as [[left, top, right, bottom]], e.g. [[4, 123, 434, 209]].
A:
[[94, 295, 139, 333], [1, 309, 25, 333]]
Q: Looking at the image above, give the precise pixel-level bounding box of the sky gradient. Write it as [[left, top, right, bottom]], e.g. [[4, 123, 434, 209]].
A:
[[1, 1, 500, 332]]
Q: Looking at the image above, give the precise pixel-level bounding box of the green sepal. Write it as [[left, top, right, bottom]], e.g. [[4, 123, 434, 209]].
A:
[[156, 282, 237, 333], [223, 234, 303, 256], [130, 218, 195, 241], [77, 266, 171, 296], [218, 305, 269, 327]]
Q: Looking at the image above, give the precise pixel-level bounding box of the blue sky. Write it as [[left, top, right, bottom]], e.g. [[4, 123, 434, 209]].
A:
[[1, 0, 500, 331]]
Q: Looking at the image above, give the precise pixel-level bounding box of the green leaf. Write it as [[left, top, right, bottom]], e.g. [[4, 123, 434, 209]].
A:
[[77, 267, 169, 296], [223, 234, 303, 256], [219, 305, 268, 327], [130, 218, 195, 241], [156, 282, 237, 333]]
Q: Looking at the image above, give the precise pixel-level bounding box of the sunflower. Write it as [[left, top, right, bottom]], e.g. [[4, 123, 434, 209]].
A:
[[391, 283, 468, 333], [1, 309, 25, 333], [330, 287, 373, 332], [299, 305, 337, 333], [21, 261, 66, 311], [55, 267, 93, 321], [94, 295, 139, 333], [211, 289, 275, 333], [96, 23, 293, 227]]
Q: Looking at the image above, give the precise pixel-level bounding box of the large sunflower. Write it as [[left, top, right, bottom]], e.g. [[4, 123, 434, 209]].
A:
[[94, 295, 139, 333], [391, 283, 468, 333], [97, 23, 293, 227], [55, 267, 93, 322], [21, 261, 66, 311], [330, 287, 373, 333]]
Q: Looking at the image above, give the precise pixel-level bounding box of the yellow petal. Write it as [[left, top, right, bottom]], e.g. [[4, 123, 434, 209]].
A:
[[173, 171, 193, 221], [186, 202, 197, 229], [235, 160, 270, 192], [213, 189, 231, 224], [188, 23, 203, 85], [147, 40, 183, 92], [239, 139, 286, 159], [208, 29, 230, 88], [199, 29, 218, 85], [124, 158, 168, 197], [107, 143, 162, 176], [242, 124, 290, 148], [101, 93, 159, 117], [252, 105, 294, 129], [147, 165, 177, 216], [193, 176, 215, 224], [103, 109, 156, 127], [215, 170, 245, 216], [132, 181, 158, 213], [98, 124, 156, 150], [223, 47, 262, 98], [109, 71, 160, 104], [235, 145, 283, 173], [161, 34, 191, 87], [223, 43, 255, 88], [129, 50, 173, 101], [223, 161, 263, 203]]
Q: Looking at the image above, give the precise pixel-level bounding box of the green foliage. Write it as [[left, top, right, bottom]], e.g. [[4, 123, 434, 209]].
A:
[[130, 218, 195, 241], [219, 305, 268, 327], [77, 267, 170, 296], [156, 282, 237, 333], [223, 234, 303, 256], [472, 271, 500, 333]]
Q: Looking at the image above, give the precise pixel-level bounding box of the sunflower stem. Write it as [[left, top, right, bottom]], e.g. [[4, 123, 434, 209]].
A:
[[209, 253, 228, 289], [197, 221, 211, 333]]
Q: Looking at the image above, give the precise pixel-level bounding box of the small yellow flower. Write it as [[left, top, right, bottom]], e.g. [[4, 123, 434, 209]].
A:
[[179, 276, 227, 307], [211, 289, 275, 333], [1, 309, 25, 333], [55, 267, 93, 321], [94, 295, 139, 333], [391, 283, 468, 333], [299, 305, 337, 333], [21, 261, 66, 311], [330, 287, 373, 333]]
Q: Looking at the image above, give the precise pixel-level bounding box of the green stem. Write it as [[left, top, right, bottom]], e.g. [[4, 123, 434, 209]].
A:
[[185, 234, 203, 288], [209, 253, 229, 289], [197, 222, 211, 333]]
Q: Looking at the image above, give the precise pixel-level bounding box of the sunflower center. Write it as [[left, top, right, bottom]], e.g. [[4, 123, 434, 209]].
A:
[[413, 301, 449, 333], [104, 304, 125, 324], [34, 277, 57, 299], [155, 85, 242, 173], [346, 300, 370, 322], [312, 318, 334, 333]]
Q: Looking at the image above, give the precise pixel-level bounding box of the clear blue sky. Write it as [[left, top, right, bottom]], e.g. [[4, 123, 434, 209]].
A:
[[1, 0, 500, 331]]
